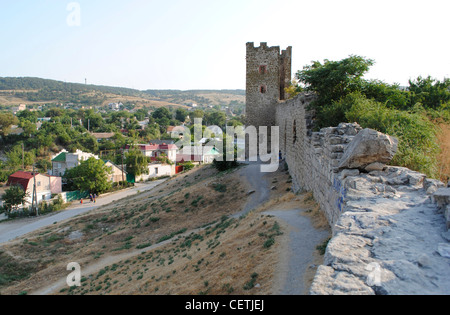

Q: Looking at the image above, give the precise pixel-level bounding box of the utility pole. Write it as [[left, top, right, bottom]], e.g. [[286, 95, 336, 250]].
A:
[[32, 165, 38, 216], [22, 142, 24, 170], [121, 149, 125, 186]]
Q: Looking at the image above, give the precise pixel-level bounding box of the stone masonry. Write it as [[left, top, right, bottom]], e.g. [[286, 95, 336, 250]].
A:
[[275, 93, 450, 295], [246, 43, 450, 295], [245, 42, 291, 130]]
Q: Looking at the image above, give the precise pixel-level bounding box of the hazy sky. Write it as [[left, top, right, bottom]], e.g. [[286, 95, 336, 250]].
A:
[[0, 0, 448, 90]]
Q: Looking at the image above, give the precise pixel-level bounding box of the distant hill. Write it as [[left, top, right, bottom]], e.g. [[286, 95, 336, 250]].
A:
[[0, 77, 245, 109]]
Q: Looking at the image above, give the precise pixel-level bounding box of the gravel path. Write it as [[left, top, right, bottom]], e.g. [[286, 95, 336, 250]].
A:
[[238, 161, 331, 295], [263, 209, 330, 295]]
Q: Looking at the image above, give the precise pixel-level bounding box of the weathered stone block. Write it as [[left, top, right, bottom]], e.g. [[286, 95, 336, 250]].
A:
[[364, 162, 386, 172], [340, 169, 360, 179], [338, 128, 398, 170]]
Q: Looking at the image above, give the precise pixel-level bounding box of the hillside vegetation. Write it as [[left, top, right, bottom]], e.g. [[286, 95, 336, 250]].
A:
[[291, 56, 450, 181], [0, 77, 245, 109], [0, 164, 299, 295]]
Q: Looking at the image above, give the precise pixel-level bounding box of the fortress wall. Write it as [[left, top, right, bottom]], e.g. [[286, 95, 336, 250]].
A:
[[276, 93, 357, 226], [275, 93, 450, 295]]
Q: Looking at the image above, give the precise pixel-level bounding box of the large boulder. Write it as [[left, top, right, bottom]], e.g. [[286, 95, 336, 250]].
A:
[[338, 128, 398, 170]]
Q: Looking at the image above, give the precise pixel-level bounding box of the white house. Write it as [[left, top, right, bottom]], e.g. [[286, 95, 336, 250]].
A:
[[51, 150, 100, 176], [125, 143, 178, 163], [135, 163, 175, 182]]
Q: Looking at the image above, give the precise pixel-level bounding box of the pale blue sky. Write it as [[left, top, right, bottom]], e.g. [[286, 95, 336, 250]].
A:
[[0, 0, 448, 90]]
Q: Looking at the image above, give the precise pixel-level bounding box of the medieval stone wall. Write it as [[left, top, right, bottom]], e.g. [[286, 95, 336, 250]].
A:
[[275, 93, 450, 295]]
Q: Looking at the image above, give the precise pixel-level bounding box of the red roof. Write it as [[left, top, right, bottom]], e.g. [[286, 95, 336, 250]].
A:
[[176, 154, 203, 163], [7, 171, 38, 191], [125, 143, 178, 151]]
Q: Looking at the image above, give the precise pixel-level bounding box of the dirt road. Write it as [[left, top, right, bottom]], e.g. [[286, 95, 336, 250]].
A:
[[0, 180, 167, 245]]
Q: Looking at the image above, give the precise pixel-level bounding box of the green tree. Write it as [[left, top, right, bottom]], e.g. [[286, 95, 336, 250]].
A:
[[192, 109, 205, 120], [409, 76, 450, 110], [20, 120, 37, 137], [2, 185, 28, 215], [297, 55, 374, 127], [175, 108, 188, 123], [205, 111, 227, 127], [152, 107, 172, 121], [125, 149, 149, 177], [6, 145, 35, 169], [0, 112, 19, 137], [64, 158, 112, 194]]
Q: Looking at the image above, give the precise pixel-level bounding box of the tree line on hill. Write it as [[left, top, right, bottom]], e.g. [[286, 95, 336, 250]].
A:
[[0, 104, 244, 184], [288, 55, 450, 180]]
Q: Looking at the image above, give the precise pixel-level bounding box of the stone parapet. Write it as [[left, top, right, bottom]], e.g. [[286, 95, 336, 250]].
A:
[[276, 93, 450, 295]]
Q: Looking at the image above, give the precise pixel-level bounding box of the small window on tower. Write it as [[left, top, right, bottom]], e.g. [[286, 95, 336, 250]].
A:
[[260, 85, 267, 94], [259, 65, 267, 74]]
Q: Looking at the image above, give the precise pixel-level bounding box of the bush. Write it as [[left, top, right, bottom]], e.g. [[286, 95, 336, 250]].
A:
[[213, 157, 238, 172], [179, 161, 195, 172], [345, 93, 440, 178]]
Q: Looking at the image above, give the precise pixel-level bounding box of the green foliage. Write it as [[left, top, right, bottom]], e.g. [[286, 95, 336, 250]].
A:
[[179, 161, 195, 172], [409, 76, 450, 110], [213, 183, 227, 193], [0, 111, 19, 137], [64, 157, 112, 194], [125, 149, 149, 177], [6, 144, 35, 169], [175, 108, 189, 123], [344, 93, 440, 178], [2, 185, 28, 214], [204, 110, 227, 127], [0, 251, 37, 288], [297, 55, 374, 113], [296, 55, 448, 179], [243, 273, 259, 290]]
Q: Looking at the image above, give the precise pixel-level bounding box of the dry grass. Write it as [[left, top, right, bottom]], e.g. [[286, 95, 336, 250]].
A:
[[437, 123, 450, 183], [0, 162, 330, 296], [0, 164, 282, 295]]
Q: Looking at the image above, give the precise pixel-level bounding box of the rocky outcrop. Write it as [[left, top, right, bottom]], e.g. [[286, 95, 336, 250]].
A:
[[338, 128, 398, 171]]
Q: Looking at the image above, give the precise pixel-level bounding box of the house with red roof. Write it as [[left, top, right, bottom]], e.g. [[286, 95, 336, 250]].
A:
[[7, 171, 62, 207], [124, 143, 178, 163]]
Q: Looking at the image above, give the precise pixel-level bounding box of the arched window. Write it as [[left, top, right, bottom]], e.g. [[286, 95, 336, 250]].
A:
[[259, 65, 267, 74], [260, 85, 267, 94]]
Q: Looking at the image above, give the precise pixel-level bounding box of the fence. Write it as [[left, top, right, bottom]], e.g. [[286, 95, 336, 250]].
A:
[[61, 190, 89, 203]]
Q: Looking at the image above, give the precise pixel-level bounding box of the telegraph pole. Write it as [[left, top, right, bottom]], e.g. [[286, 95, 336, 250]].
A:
[[121, 149, 125, 186], [32, 165, 38, 216], [22, 142, 24, 170]]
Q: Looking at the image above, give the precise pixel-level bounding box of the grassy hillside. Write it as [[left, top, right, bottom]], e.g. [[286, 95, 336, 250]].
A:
[[0, 77, 245, 109], [0, 164, 297, 295]]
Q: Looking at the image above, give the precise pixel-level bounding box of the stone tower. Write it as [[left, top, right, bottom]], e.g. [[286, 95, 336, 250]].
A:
[[245, 42, 292, 129]]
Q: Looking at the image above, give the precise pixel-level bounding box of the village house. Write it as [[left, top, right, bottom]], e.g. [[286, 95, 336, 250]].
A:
[[124, 143, 178, 164], [176, 146, 221, 164], [12, 104, 27, 114], [51, 149, 99, 177], [134, 163, 175, 182], [104, 160, 127, 183], [91, 132, 116, 142], [6, 171, 62, 207]]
